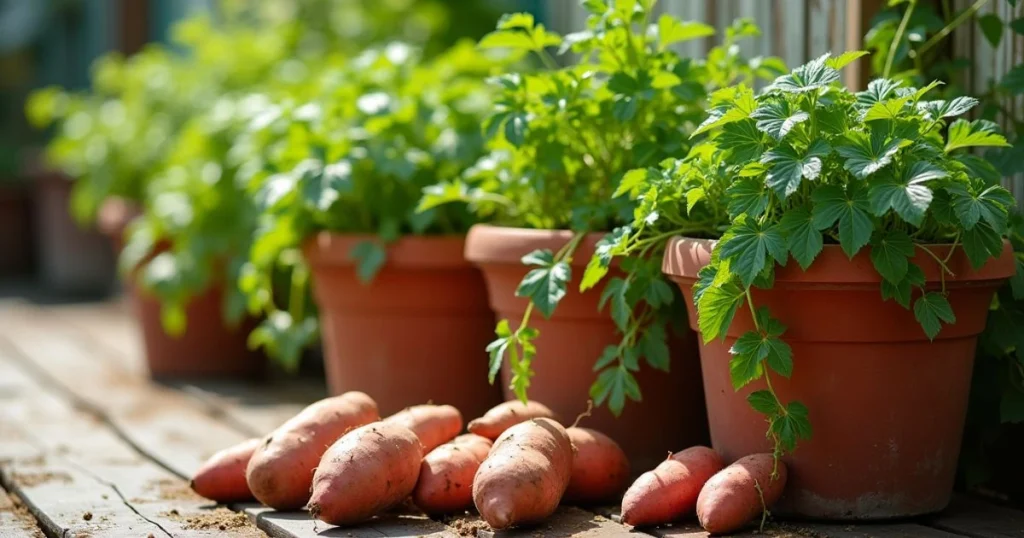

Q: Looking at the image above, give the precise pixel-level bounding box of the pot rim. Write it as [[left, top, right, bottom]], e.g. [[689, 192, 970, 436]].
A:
[[465, 224, 613, 268], [663, 236, 1016, 285], [302, 231, 472, 270]]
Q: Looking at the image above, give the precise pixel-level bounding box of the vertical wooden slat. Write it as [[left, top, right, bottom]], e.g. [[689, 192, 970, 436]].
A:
[[845, 0, 886, 89], [118, 0, 149, 55], [774, 0, 808, 69], [807, 0, 831, 58]]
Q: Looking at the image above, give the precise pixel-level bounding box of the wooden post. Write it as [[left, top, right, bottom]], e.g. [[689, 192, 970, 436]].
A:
[[117, 0, 149, 55], [844, 0, 886, 89]]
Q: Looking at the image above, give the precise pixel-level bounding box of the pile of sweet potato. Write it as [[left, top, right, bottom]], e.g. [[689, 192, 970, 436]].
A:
[[190, 393, 787, 535]]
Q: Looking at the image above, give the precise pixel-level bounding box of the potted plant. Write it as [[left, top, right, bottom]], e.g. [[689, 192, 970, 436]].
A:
[[420, 2, 786, 468], [608, 52, 1016, 518], [240, 42, 508, 417]]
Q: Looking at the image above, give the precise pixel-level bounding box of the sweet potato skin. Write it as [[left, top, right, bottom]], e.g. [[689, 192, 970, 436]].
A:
[[308, 422, 424, 525], [563, 428, 630, 505], [620, 446, 723, 527], [697, 454, 787, 535], [191, 438, 261, 503], [472, 418, 574, 530], [245, 392, 379, 510], [385, 404, 463, 453], [468, 401, 557, 441], [413, 434, 494, 515]]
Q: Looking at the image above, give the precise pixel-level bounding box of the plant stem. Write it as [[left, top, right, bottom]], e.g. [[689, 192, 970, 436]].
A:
[[536, 48, 560, 71], [918, 0, 990, 56], [884, 0, 917, 79], [288, 263, 308, 321]]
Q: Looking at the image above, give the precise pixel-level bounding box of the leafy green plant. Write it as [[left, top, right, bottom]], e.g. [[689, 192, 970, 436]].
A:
[[604, 52, 1014, 469], [238, 41, 506, 369], [420, 0, 785, 414]]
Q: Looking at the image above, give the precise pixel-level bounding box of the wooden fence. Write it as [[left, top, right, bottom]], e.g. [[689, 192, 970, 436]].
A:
[[544, 0, 1024, 207]]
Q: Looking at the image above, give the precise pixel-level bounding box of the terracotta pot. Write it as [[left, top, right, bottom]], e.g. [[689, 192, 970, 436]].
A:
[[662, 237, 1016, 520], [465, 225, 708, 471], [99, 198, 264, 380], [33, 172, 115, 294], [303, 232, 502, 418], [0, 182, 34, 277]]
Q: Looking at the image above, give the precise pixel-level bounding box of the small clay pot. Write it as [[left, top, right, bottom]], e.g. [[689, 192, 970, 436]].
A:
[[662, 237, 1016, 519], [303, 232, 502, 418], [99, 198, 264, 380], [464, 225, 708, 471]]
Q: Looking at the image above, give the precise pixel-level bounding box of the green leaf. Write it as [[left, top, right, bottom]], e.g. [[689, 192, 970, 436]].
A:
[[916, 97, 978, 119], [614, 168, 651, 199], [914, 292, 956, 340], [729, 331, 765, 389], [767, 53, 840, 93], [478, 30, 536, 50], [856, 78, 902, 110], [747, 390, 780, 414], [581, 227, 630, 291], [999, 65, 1024, 95], [692, 86, 758, 136], [599, 278, 631, 331], [945, 119, 1010, 153], [719, 218, 788, 287], [811, 183, 873, 258], [978, 13, 1004, 48], [835, 130, 903, 179], [862, 95, 910, 122], [657, 15, 715, 50], [962, 219, 1006, 269], [160, 303, 187, 338], [870, 230, 915, 283], [726, 178, 770, 219], [779, 207, 822, 270], [685, 187, 706, 213], [1011, 17, 1024, 35], [881, 262, 925, 308], [590, 367, 641, 416], [773, 401, 813, 451], [750, 100, 809, 140], [640, 322, 671, 371], [717, 119, 766, 162], [826, 50, 868, 70], [504, 112, 528, 146], [948, 184, 1014, 233], [593, 345, 619, 372], [496, 12, 535, 30], [349, 241, 387, 283], [696, 279, 744, 342], [868, 161, 945, 226], [516, 249, 571, 319], [486, 320, 514, 383], [644, 278, 675, 308], [761, 140, 830, 198]]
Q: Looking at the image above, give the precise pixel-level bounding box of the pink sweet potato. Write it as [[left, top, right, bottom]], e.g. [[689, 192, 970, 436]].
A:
[[385, 404, 463, 453], [473, 418, 574, 529], [697, 454, 787, 535], [308, 421, 423, 525], [468, 400, 556, 441], [413, 434, 494, 515], [620, 446, 723, 527], [563, 427, 630, 505], [246, 392, 379, 510], [191, 438, 261, 503]]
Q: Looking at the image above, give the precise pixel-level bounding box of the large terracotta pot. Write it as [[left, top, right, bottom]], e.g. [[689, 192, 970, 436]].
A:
[[98, 198, 264, 379], [465, 225, 708, 471], [662, 237, 1016, 520], [303, 232, 502, 418]]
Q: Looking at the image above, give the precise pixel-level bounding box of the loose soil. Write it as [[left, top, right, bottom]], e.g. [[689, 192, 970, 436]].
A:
[[12, 471, 72, 487], [163, 506, 252, 531]]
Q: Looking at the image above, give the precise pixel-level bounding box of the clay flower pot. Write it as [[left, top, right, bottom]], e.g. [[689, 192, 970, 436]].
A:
[[465, 225, 708, 470], [303, 232, 502, 418], [662, 236, 1016, 520], [98, 198, 264, 379]]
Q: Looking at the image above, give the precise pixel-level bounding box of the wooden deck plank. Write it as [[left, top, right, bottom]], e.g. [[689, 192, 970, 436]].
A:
[[927, 495, 1024, 538], [243, 505, 459, 538], [0, 486, 46, 538], [0, 345, 266, 538], [478, 507, 654, 538]]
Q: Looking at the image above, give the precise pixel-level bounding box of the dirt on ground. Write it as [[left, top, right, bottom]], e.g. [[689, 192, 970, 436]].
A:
[[441, 514, 489, 537], [11, 471, 72, 487], [162, 506, 253, 531], [148, 477, 201, 501], [0, 491, 47, 538]]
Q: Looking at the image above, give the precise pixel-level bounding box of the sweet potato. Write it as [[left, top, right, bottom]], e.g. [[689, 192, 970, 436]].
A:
[[385, 404, 463, 453], [190, 438, 261, 503], [413, 434, 493, 515], [473, 418, 574, 529], [308, 421, 423, 525], [468, 401, 556, 441], [246, 392, 379, 510], [697, 454, 787, 535], [620, 446, 723, 527], [563, 427, 629, 505]]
